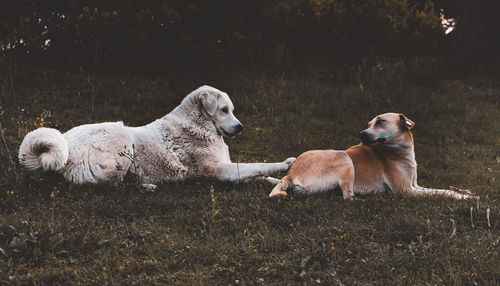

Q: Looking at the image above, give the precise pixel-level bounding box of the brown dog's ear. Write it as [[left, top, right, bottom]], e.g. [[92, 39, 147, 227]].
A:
[[399, 114, 415, 129], [200, 91, 218, 116]]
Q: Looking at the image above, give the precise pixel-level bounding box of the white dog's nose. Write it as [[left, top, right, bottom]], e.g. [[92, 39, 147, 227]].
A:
[[235, 123, 244, 133]]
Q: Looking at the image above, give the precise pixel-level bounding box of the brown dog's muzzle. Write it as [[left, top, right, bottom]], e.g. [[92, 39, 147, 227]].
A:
[[360, 130, 386, 145], [359, 131, 371, 145]]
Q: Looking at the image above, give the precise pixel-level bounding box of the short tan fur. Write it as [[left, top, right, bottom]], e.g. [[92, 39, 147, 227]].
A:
[[269, 113, 475, 200]]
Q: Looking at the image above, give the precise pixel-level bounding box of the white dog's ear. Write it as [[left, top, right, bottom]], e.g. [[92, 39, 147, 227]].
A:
[[200, 91, 218, 116], [399, 114, 415, 129]]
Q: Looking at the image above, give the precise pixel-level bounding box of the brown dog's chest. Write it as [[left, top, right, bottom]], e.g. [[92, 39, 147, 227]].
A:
[[346, 144, 416, 194]]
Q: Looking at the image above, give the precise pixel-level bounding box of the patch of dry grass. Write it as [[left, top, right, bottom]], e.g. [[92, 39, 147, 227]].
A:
[[0, 70, 498, 285]]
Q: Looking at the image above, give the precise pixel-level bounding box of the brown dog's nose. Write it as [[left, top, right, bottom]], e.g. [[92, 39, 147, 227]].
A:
[[359, 131, 370, 145]]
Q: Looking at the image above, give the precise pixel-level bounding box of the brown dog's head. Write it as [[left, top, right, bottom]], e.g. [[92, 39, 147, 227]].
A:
[[359, 113, 414, 147]]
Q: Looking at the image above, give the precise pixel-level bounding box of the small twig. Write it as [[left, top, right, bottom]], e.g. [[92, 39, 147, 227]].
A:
[[470, 207, 475, 229], [441, 136, 446, 167], [0, 118, 17, 176], [486, 208, 491, 229], [449, 218, 456, 238], [118, 143, 145, 185], [20, 214, 35, 237]]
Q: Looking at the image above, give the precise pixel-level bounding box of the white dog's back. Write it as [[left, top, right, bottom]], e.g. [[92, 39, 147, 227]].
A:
[[63, 121, 134, 183], [19, 122, 134, 183]]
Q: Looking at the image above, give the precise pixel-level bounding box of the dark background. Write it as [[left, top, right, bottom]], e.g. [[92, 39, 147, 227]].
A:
[[1, 0, 499, 76]]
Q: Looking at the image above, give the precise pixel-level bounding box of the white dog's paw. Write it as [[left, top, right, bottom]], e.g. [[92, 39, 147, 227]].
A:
[[261, 176, 280, 185], [141, 183, 158, 192], [283, 157, 296, 169]]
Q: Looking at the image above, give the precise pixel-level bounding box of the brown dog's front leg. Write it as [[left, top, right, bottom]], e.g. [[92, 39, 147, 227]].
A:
[[411, 185, 477, 200]]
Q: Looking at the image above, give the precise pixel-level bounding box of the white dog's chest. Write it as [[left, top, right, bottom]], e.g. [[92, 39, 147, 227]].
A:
[[131, 125, 230, 182]]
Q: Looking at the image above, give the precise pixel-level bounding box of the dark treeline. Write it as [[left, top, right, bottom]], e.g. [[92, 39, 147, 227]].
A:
[[0, 0, 498, 75]]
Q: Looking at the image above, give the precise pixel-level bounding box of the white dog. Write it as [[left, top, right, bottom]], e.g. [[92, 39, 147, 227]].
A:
[[19, 85, 295, 188]]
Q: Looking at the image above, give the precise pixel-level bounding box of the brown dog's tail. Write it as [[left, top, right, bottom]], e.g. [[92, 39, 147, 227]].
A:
[[269, 176, 293, 198]]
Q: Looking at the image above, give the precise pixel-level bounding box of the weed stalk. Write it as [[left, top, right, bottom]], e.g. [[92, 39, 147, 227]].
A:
[[470, 207, 474, 229], [486, 208, 491, 229]]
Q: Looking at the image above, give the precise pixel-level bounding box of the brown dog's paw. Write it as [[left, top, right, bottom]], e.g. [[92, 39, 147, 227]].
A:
[[342, 191, 355, 200], [450, 186, 473, 196], [269, 190, 287, 198]]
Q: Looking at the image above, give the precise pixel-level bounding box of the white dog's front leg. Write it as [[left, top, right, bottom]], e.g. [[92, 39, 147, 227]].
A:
[[141, 183, 158, 192], [216, 157, 295, 182]]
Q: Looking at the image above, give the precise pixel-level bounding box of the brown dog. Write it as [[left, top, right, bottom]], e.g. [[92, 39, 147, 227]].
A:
[[269, 113, 475, 200]]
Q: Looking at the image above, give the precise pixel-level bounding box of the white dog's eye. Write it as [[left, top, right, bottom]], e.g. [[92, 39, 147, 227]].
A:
[[221, 107, 228, 114], [376, 119, 385, 125]]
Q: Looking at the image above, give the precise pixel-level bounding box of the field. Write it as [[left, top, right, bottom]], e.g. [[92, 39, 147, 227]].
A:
[[0, 69, 499, 285]]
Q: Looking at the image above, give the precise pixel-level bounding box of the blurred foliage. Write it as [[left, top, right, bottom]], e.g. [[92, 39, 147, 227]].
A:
[[0, 0, 443, 73], [435, 0, 500, 74], [0, 0, 498, 74]]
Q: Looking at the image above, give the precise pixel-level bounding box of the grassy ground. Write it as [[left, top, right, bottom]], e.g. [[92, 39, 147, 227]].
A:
[[0, 69, 498, 285]]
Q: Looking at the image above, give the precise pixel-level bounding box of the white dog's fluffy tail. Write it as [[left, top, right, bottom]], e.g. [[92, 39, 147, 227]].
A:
[[18, 128, 69, 172]]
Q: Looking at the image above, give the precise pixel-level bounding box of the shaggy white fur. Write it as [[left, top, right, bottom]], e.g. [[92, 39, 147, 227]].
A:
[[18, 85, 295, 186], [19, 127, 69, 171]]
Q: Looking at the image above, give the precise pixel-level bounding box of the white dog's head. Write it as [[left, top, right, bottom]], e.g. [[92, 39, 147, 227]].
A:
[[359, 112, 415, 147], [197, 86, 244, 137]]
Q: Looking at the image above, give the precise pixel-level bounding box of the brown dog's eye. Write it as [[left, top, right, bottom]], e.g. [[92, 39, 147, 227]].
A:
[[221, 107, 228, 114], [376, 119, 385, 125]]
